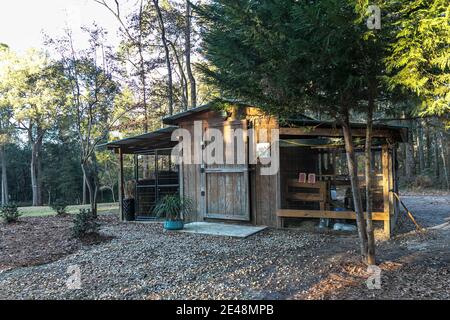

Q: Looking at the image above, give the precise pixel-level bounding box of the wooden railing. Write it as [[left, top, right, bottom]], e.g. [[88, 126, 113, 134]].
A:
[[276, 209, 388, 221]]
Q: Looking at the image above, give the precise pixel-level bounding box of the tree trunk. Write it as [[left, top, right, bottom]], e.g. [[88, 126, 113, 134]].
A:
[[405, 120, 415, 179], [438, 132, 450, 190], [138, 0, 149, 133], [153, 0, 174, 115], [185, 0, 196, 108], [82, 174, 87, 205], [31, 144, 39, 206], [110, 186, 115, 203], [0, 145, 8, 205], [416, 120, 425, 174], [400, 142, 406, 176], [92, 185, 98, 217], [180, 66, 189, 110], [425, 122, 431, 169], [30, 132, 43, 206], [342, 110, 368, 261], [37, 141, 43, 205], [168, 40, 188, 110], [81, 162, 99, 218], [365, 96, 376, 265], [434, 131, 440, 179]]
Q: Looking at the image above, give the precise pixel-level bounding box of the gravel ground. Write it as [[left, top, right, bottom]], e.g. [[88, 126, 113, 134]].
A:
[[0, 221, 347, 299], [399, 194, 450, 228], [0, 195, 448, 300]]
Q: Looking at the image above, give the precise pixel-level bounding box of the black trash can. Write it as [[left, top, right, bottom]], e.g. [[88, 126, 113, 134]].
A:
[[122, 198, 135, 221]]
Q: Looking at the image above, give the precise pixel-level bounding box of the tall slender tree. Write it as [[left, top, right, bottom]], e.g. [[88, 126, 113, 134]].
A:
[[0, 44, 14, 205], [0, 49, 68, 206], [185, 0, 197, 107], [49, 27, 129, 216], [153, 0, 174, 115]]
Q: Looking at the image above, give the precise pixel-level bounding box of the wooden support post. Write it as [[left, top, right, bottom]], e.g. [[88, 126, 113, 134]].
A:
[[177, 134, 186, 220], [134, 154, 138, 218], [388, 147, 395, 232], [392, 147, 400, 227], [382, 145, 391, 238], [276, 163, 283, 229], [119, 148, 124, 221]]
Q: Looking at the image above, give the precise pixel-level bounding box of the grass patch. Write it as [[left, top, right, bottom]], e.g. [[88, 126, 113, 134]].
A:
[[18, 203, 119, 217]]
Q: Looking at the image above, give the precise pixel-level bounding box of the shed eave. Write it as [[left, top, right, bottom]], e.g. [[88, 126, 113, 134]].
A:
[[100, 126, 178, 154]]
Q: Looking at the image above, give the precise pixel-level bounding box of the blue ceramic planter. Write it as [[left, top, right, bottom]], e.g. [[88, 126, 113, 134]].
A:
[[164, 219, 184, 230]]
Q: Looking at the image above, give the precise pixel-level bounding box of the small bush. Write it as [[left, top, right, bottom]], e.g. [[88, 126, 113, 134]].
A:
[[50, 199, 69, 216], [153, 195, 193, 221], [72, 209, 99, 238], [0, 203, 21, 223]]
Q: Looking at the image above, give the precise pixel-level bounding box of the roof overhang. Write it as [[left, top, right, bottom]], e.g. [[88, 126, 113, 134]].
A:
[[162, 103, 213, 125], [101, 103, 408, 155], [100, 126, 178, 154], [280, 119, 408, 143]]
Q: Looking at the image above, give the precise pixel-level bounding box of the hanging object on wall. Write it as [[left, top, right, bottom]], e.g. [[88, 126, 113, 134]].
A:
[[298, 172, 306, 183], [256, 142, 271, 159], [308, 173, 316, 184]]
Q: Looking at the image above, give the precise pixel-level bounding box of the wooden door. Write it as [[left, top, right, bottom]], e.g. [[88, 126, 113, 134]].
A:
[[201, 120, 250, 221]]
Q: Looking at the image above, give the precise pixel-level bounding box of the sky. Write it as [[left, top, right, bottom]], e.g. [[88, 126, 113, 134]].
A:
[[0, 0, 127, 53]]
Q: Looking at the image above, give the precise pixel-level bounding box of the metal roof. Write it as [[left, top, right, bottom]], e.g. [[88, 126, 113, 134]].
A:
[[162, 102, 315, 125], [162, 103, 213, 125], [100, 126, 178, 154]]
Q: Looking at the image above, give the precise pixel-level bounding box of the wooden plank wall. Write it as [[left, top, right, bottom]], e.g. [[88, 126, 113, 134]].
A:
[[179, 121, 202, 223], [251, 117, 280, 227], [179, 111, 228, 223]]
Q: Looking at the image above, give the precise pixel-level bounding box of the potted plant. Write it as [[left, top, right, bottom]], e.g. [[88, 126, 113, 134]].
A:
[[123, 180, 136, 221], [153, 194, 193, 230]]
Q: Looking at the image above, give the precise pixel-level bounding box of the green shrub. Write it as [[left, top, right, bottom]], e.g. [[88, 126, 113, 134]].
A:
[[153, 195, 193, 221], [72, 209, 99, 238], [50, 199, 69, 215], [1, 203, 21, 223]]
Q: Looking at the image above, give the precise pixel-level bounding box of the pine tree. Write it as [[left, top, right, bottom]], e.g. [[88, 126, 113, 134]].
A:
[[197, 0, 397, 262], [385, 0, 450, 118]]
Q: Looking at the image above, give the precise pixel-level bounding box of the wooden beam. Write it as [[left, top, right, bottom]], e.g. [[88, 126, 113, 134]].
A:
[[119, 148, 124, 221], [205, 213, 251, 221], [286, 193, 324, 201], [280, 127, 397, 138], [276, 209, 388, 221], [382, 145, 391, 237]]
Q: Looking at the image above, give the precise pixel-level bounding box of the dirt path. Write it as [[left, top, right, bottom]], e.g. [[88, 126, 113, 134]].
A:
[[400, 194, 450, 228]]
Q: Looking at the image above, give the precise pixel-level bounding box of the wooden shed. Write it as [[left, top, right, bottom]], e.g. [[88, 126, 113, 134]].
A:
[[106, 103, 407, 237]]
